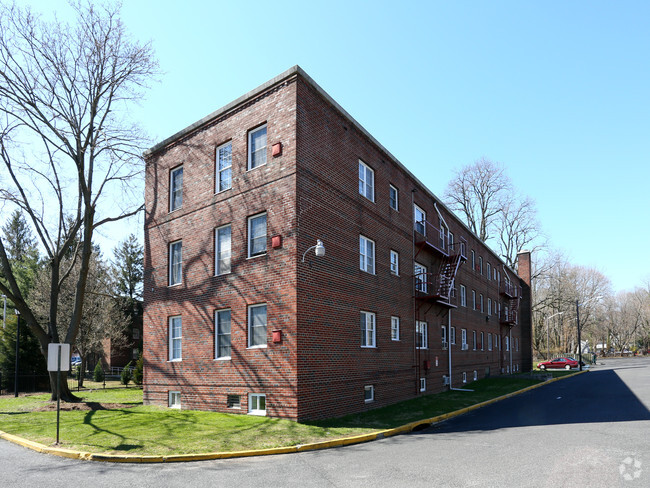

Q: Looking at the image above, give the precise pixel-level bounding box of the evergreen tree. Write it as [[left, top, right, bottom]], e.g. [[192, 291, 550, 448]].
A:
[[133, 353, 143, 385], [1, 210, 41, 300], [112, 234, 144, 301]]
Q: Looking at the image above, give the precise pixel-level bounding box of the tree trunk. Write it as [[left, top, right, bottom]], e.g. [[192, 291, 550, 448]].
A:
[[49, 370, 80, 402]]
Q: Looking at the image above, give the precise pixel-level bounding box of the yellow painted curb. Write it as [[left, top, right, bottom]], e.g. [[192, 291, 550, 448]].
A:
[[0, 370, 587, 463]]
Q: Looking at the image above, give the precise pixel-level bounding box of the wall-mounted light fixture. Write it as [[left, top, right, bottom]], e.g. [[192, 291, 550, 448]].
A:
[[301, 239, 325, 262]]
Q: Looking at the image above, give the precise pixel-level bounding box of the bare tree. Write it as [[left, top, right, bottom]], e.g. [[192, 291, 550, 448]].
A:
[[0, 1, 158, 400], [497, 194, 546, 269]]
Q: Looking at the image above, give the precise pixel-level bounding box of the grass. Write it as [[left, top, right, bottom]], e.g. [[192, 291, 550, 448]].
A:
[[0, 375, 558, 456]]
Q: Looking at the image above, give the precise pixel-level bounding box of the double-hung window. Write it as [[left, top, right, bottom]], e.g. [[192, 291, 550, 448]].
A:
[[450, 326, 456, 345], [390, 250, 399, 275], [248, 213, 267, 257], [488, 333, 493, 351], [460, 285, 467, 307], [364, 385, 374, 403], [248, 304, 267, 348], [487, 263, 491, 280], [359, 235, 375, 274], [249, 393, 266, 415], [480, 294, 484, 313], [479, 256, 483, 275], [480, 332, 484, 350], [169, 241, 182, 286], [389, 184, 398, 210], [358, 160, 374, 201], [360, 311, 376, 347], [169, 316, 182, 361], [441, 326, 448, 348], [391, 316, 400, 341], [414, 204, 426, 235], [248, 125, 267, 170], [461, 329, 468, 350], [473, 330, 477, 350], [170, 166, 183, 212], [414, 262, 427, 293], [216, 142, 232, 192], [472, 290, 476, 310], [488, 298, 492, 316], [416, 321, 428, 349], [216, 224, 231, 275], [215, 309, 231, 359]]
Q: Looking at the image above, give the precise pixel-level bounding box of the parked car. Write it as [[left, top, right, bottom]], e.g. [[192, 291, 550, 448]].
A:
[[70, 356, 82, 366], [537, 357, 579, 370]]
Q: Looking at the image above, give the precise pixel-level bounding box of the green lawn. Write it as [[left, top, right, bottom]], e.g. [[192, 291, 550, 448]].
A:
[[0, 375, 558, 456]]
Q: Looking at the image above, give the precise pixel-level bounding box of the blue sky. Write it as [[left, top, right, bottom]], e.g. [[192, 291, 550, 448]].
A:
[[18, 0, 650, 292]]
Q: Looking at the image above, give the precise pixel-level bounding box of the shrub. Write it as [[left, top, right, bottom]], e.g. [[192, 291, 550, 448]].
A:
[[133, 353, 143, 385], [121, 361, 132, 386], [93, 362, 105, 382]]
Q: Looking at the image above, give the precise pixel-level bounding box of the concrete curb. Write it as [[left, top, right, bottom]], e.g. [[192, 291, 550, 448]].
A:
[[0, 370, 588, 463]]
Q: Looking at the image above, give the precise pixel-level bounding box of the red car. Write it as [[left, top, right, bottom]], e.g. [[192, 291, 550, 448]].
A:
[[537, 357, 578, 370]]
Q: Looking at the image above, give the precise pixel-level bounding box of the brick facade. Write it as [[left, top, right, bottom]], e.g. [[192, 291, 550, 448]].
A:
[[143, 66, 533, 421]]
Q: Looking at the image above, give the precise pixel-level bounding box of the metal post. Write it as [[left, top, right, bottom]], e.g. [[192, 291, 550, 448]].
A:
[[576, 299, 582, 371], [56, 346, 61, 445], [14, 311, 20, 397]]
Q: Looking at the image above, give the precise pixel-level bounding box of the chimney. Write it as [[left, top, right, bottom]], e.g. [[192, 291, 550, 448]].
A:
[[517, 251, 531, 286]]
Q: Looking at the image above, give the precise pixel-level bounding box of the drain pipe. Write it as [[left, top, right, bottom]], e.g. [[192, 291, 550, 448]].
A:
[[448, 310, 473, 392]]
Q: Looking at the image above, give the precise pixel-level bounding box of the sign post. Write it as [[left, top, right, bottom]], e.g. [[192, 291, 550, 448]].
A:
[[47, 343, 70, 445]]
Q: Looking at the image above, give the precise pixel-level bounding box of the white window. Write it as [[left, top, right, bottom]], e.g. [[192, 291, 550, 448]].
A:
[[448, 232, 454, 251], [416, 321, 428, 349], [488, 333, 493, 351], [471, 250, 475, 269], [391, 316, 400, 341], [488, 298, 492, 316], [420, 377, 426, 392], [505, 336, 510, 351], [216, 309, 231, 359], [472, 290, 476, 310], [389, 184, 399, 210], [461, 328, 468, 350], [248, 213, 267, 257], [169, 166, 183, 212], [494, 268, 498, 281], [248, 304, 267, 348], [169, 391, 181, 409], [487, 263, 491, 280], [169, 316, 182, 361], [358, 160, 374, 201], [450, 326, 456, 345], [359, 235, 375, 274], [473, 370, 478, 381], [473, 330, 477, 350], [480, 332, 484, 351], [215, 224, 231, 275], [364, 385, 374, 403], [479, 256, 483, 275], [216, 141, 232, 192], [441, 326, 448, 349], [414, 204, 426, 235], [248, 125, 267, 170], [480, 294, 484, 313], [460, 285, 466, 307], [361, 311, 376, 347], [390, 250, 399, 275], [249, 393, 266, 415], [169, 240, 182, 286], [462, 372, 467, 384], [414, 262, 427, 293]]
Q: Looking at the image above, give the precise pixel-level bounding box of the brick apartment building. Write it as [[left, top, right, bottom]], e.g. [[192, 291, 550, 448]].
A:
[[143, 66, 533, 421]]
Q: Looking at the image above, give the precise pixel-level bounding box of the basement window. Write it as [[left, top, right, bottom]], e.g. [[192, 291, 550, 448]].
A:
[[364, 385, 375, 403], [227, 394, 241, 409], [169, 391, 181, 409]]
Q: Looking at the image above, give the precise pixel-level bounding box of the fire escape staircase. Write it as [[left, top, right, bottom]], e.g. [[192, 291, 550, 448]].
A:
[[499, 279, 520, 326], [414, 243, 465, 308]]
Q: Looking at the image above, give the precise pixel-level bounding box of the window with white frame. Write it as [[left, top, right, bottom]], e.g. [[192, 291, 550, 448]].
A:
[[216, 141, 232, 192], [248, 213, 267, 257], [169, 166, 183, 212], [390, 250, 399, 275], [472, 330, 477, 350], [215, 309, 231, 359], [215, 224, 231, 275], [488, 298, 492, 316], [473, 370, 478, 381], [420, 377, 426, 392], [414, 262, 427, 293], [472, 290, 476, 310], [460, 285, 467, 307], [169, 316, 182, 361], [389, 184, 399, 210], [169, 240, 182, 286], [450, 326, 456, 345], [414, 204, 426, 235], [249, 393, 266, 415], [448, 232, 454, 252], [441, 325, 448, 348], [487, 262, 491, 280], [364, 385, 374, 403], [461, 328, 467, 350], [488, 333, 493, 351], [480, 331, 484, 350], [360, 311, 376, 347], [479, 256, 483, 275], [480, 294, 484, 313], [132, 348, 139, 360], [391, 316, 400, 341], [169, 391, 181, 409], [471, 250, 475, 269], [505, 336, 510, 351], [462, 372, 467, 383], [358, 160, 374, 201], [248, 304, 267, 348], [416, 321, 428, 349], [359, 235, 375, 274], [248, 125, 267, 170]]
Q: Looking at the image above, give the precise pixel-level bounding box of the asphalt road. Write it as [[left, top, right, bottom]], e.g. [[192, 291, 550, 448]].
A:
[[1, 357, 649, 488]]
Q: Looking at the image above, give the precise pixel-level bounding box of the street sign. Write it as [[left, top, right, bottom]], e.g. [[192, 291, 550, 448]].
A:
[[47, 343, 70, 371]]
